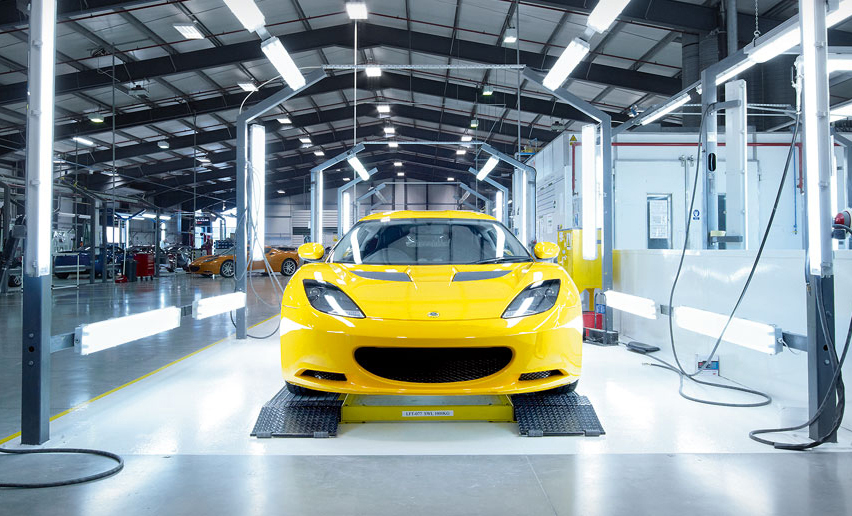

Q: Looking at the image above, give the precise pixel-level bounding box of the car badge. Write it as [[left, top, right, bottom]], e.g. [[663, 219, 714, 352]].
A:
[[427, 312, 440, 318]]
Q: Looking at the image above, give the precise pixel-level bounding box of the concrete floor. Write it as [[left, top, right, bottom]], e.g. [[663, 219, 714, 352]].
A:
[[1, 275, 852, 515]]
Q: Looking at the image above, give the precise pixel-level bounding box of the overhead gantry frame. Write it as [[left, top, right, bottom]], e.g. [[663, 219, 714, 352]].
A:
[[523, 69, 614, 333], [234, 70, 326, 340]]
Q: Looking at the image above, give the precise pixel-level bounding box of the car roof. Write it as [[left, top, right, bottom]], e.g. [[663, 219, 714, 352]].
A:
[[358, 210, 496, 222]]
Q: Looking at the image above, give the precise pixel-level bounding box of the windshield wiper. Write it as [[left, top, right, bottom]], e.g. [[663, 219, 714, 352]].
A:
[[471, 256, 532, 264]]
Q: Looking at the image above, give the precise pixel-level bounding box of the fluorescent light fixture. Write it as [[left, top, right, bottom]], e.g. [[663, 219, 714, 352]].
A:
[[261, 37, 306, 90], [238, 82, 258, 92], [316, 170, 323, 241], [383, 126, 395, 134], [830, 100, 852, 119], [365, 66, 382, 77], [715, 59, 756, 85], [141, 213, 157, 219], [250, 124, 266, 261], [197, 156, 211, 163], [495, 190, 504, 223], [342, 190, 352, 233], [192, 292, 246, 320], [476, 156, 499, 181], [581, 123, 597, 260], [456, 149, 466, 155], [173, 23, 205, 40], [503, 27, 517, 44], [347, 156, 371, 180], [802, 0, 825, 275], [447, 176, 455, 181], [88, 113, 104, 123], [470, 119, 479, 128], [543, 38, 590, 90], [604, 290, 657, 319], [388, 141, 398, 148], [75, 307, 182, 355], [314, 150, 325, 156], [461, 135, 473, 142], [72, 136, 94, 146], [277, 189, 285, 194], [640, 93, 690, 126], [828, 55, 852, 73], [673, 306, 781, 355], [157, 140, 170, 149], [397, 171, 404, 177], [394, 161, 402, 166], [343, 176, 351, 181], [346, 2, 368, 20], [299, 136, 312, 144], [377, 104, 390, 113], [587, 0, 631, 33], [277, 117, 292, 124], [747, 25, 798, 63], [223, 0, 266, 33], [827, 0, 852, 27], [483, 85, 494, 96]]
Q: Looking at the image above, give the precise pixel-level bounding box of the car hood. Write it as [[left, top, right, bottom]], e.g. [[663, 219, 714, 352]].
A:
[[295, 262, 563, 321]]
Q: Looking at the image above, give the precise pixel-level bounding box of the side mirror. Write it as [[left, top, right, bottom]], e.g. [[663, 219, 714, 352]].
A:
[[533, 241, 559, 260], [298, 242, 325, 261]]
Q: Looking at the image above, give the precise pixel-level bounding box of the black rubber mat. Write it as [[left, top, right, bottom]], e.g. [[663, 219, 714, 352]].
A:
[[512, 392, 605, 437], [251, 388, 343, 438]]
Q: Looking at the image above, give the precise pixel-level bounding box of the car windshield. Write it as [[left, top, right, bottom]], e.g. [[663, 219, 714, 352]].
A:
[[331, 218, 532, 265]]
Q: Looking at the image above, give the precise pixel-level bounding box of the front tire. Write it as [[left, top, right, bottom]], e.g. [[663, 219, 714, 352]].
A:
[[8, 275, 21, 287], [280, 258, 297, 276], [219, 260, 235, 278], [286, 382, 328, 396], [55, 272, 69, 279]]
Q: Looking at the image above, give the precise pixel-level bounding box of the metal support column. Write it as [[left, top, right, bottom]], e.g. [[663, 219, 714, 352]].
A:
[[101, 203, 107, 282], [21, 0, 57, 445], [155, 211, 161, 278], [235, 118, 248, 339], [89, 200, 97, 284], [801, 0, 838, 442], [700, 68, 717, 249], [1, 182, 9, 246], [725, 0, 738, 56]]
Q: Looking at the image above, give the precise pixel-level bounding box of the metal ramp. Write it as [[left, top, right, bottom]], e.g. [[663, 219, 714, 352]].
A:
[[512, 392, 605, 437], [250, 389, 343, 438], [251, 387, 604, 438]]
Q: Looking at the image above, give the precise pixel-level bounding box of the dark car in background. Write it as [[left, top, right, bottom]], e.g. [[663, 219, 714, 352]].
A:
[[53, 244, 127, 279]]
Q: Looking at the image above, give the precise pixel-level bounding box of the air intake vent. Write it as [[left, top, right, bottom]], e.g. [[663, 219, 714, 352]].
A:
[[519, 370, 562, 381], [355, 347, 512, 383], [301, 370, 347, 382]]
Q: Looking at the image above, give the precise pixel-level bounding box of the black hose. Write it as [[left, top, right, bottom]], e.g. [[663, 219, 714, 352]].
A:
[[0, 447, 123, 488]]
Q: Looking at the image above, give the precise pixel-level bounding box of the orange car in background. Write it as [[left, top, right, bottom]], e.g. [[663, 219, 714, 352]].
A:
[[188, 247, 300, 278]]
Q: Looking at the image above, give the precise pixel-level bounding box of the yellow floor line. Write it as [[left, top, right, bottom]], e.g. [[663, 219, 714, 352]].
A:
[[0, 314, 278, 446]]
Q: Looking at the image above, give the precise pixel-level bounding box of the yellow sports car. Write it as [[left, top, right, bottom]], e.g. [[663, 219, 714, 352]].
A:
[[279, 210, 583, 396], [189, 246, 300, 278]]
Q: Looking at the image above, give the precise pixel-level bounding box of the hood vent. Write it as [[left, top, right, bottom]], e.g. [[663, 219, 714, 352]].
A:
[[453, 270, 511, 282], [351, 270, 411, 282]]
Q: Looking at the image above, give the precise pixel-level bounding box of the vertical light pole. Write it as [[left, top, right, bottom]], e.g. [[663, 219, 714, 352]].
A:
[[800, 0, 837, 441], [21, 0, 57, 445]]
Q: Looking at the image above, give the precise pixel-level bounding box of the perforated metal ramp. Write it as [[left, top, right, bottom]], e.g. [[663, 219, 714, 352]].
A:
[[250, 388, 343, 438], [512, 392, 605, 437]]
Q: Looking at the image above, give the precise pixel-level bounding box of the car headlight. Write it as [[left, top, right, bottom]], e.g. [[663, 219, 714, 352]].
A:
[[502, 279, 560, 318], [202, 257, 219, 263], [303, 280, 365, 318]]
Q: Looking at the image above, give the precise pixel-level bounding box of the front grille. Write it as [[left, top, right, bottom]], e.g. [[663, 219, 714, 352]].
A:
[[519, 370, 563, 381], [189, 265, 200, 272], [301, 370, 346, 382], [354, 347, 512, 383]]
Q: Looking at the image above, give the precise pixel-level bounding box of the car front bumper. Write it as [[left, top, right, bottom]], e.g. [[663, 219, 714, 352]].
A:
[[279, 304, 583, 395]]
